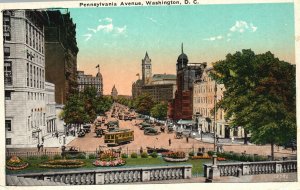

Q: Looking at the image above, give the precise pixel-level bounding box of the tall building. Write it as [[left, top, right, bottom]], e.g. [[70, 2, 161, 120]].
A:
[[132, 52, 177, 102], [193, 68, 244, 138], [168, 44, 206, 120], [111, 85, 118, 98], [43, 10, 79, 105], [77, 67, 103, 96], [4, 10, 56, 147], [142, 52, 152, 85]]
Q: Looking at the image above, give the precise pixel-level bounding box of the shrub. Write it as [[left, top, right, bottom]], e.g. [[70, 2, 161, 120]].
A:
[[77, 153, 86, 159], [207, 151, 214, 156], [65, 154, 73, 160], [88, 154, 96, 159], [150, 152, 158, 158], [40, 155, 49, 160], [131, 152, 138, 158], [188, 152, 195, 157], [141, 152, 148, 158], [27, 155, 38, 160], [121, 153, 128, 159], [53, 154, 62, 160]]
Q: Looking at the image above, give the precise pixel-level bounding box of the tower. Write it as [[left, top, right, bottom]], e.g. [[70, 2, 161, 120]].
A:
[[142, 51, 152, 85], [176, 43, 188, 71]]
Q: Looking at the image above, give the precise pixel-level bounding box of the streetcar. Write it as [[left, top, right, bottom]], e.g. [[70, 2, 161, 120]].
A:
[[104, 129, 134, 146]]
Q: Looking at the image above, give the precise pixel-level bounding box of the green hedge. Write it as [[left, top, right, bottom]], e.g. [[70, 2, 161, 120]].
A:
[[209, 151, 268, 162], [131, 152, 138, 158], [141, 152, 148, 158]]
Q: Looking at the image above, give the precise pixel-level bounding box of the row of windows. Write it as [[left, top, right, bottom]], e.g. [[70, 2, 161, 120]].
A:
[[194, 84, 215, 94], [25, 20, 44, 54], [26, 63, 45, 89], [27, 49, 44, 65], [3, 16, 11, 41], [4, 61, 12, 85], [27, 92, 45, 101], [194, 96, 214, 104]]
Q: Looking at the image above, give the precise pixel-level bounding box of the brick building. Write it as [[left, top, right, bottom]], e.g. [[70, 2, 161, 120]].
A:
[[43, 10, 79, 105], [168, 44, 206, 120], [4, 10, 56, 147]]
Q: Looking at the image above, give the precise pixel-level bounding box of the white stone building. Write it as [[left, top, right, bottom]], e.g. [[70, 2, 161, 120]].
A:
[[193, 67, 244, 138], [4, 10, 56, 148], [77, 69, 103, 96]]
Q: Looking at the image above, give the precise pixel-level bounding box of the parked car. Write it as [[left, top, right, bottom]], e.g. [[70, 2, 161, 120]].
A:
[[82, 124, 91, 133], [139, 122, 152, 130], [77, 129, 85, 137], [144, 127, 159, 135]]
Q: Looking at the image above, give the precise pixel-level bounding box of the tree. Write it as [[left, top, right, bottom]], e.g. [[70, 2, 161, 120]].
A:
[[81, 87, 98, 123], [150, 102, 168, 120], [210, 49, 296, 160], [63, 94, 89, 127], [134, 93, 155, 115]]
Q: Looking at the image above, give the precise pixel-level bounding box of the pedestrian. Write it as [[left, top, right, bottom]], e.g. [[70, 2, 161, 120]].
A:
[[40, 142, 44, 152], [41, 136, 44, 143], [216, 135, 219, 143], [231, 137, 234, 143], [169, 138, 171, 146], [66, 131, 69, 136], [56, 132, 59, 138], [186, 136, 189, 143], [37, 143, 40, 152]]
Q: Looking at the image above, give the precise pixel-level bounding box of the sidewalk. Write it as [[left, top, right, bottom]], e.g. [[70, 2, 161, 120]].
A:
[[42, 134, 76, 148]]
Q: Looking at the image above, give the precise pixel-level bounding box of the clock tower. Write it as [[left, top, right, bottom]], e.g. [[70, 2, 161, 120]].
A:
[[142, 52, 152, 85]]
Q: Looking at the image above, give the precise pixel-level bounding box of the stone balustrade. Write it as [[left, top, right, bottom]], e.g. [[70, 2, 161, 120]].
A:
[[13, 165, 192, 185], [204, 160, 297, 179]]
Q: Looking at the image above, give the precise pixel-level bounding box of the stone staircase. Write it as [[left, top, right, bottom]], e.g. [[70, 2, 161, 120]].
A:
[[6, 175, 68, 186]]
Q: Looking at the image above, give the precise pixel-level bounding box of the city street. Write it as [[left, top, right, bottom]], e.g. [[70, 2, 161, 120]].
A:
[[64, 107, 296, 159]]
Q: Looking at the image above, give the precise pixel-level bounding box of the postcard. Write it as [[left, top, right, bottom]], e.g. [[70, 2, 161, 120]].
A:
[[1, 0, 299, 189]]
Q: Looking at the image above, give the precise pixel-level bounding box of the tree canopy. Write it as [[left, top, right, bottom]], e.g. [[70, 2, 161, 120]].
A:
[[134, 93, 155, 115], [210, 49, 296, 159], [150, 102, 168, 120]]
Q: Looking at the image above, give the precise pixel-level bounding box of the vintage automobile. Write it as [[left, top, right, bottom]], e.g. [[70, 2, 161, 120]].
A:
[[61, 146, 86, 158], [95, 128, 105, 137], [144, 127, 159, 135], [82, 124, 91, 133], [175, 131, 183, 139], [105, 120, 119, 128], [124, 115, 132, 121], [139, 122, 152, 130], [77, 129, 85, 137], [167, 125, 174, 133]]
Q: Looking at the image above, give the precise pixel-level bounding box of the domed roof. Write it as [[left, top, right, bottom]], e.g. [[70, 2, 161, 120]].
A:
[[177, 43, 188, 62]]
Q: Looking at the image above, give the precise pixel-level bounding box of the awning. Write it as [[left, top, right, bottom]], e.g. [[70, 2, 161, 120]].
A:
[[177, 119, 196, 125]]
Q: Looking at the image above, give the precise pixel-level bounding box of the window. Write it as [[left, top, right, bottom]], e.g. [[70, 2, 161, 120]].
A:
[[6, 138, 12, 145], [4, 61, 12, 85], [4, 47, 10, 56], [5, 120, 11, 131], [27, 63, 29, 86], [5, 91, 11, 100]]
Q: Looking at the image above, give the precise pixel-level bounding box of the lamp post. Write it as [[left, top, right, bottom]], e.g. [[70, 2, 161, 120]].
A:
[[213, 82, 217, 152]]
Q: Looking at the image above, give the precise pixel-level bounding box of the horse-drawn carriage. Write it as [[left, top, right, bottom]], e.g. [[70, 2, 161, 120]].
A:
[[167, 125, 174, 133]]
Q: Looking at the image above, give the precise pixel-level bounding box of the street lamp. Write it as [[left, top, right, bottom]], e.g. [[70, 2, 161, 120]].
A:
[[213, 82, 217, 152], [195, 112, 202, 141]]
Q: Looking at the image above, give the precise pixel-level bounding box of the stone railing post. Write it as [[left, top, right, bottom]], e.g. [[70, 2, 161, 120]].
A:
[[184, 166, 192, 179], [95, 172, 105, 184], [208, 154, 220, 180], [142, 169, 150, 182], [275, 162, 282, 173], [242, 163, 250, 175]]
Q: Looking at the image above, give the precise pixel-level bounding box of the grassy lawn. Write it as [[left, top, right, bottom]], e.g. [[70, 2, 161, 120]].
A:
[[6, 157, 214, 176]]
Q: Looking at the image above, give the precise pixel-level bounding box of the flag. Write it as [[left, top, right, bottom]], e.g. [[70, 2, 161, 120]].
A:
[[96, 64, 100, 68]]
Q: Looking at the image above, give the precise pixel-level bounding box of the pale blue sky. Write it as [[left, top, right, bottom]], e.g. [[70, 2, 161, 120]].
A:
[[68, 3, 295, 95]]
